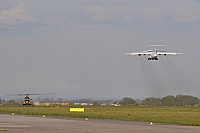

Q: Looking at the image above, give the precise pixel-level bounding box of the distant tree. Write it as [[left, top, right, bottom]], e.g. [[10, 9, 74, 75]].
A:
[[119, 97, 137, 106], [50, 98, 54, 104], [142, 97, 161, 106], [93, 101, 99, 106], [162, 95, 176, 106], [175, 94, 199, 106], [7, 100, 17, 105], [56, 98, 63, 103], [114, 101, 117, 104]]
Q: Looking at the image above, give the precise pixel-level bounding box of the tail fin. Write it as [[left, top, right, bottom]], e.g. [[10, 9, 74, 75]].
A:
[[147, 45, 166, 53]]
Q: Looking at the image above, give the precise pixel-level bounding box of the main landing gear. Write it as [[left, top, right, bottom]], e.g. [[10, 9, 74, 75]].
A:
[[148, 58, 158, 60]]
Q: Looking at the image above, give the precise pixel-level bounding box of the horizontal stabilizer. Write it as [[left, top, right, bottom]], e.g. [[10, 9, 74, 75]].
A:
[[147, 45, 166, 47]]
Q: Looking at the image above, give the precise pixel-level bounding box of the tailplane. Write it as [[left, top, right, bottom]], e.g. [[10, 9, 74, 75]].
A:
[[147, 45, 166, 53]]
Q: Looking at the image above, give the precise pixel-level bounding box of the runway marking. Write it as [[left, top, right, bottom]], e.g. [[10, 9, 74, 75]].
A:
[[0, 122, 32, 128], [0, 128, 9, 131]]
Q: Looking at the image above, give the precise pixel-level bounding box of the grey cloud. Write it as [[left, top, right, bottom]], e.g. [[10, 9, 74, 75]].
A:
[[81, 1, 200, 24], [2, 0, 200, 29], [0, 4, 34, 25]]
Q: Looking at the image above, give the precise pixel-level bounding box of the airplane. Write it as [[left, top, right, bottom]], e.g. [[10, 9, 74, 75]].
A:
[[124, 45, 183, 60]]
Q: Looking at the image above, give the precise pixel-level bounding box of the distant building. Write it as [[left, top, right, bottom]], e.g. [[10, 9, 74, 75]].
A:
[[80, 103, 88, 106], [33, 102, 69, 106], [33, 101, 41, 106], [61, 102, 69, 105], [100, 103, 107, 106], [111, 103, 121, 106]]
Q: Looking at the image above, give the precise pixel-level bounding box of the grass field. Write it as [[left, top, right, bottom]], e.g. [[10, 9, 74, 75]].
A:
[[1, 105, 200, 126]]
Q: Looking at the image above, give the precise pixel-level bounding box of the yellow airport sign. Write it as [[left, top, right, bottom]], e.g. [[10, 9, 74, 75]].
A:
[[70, 108, 85, 112]]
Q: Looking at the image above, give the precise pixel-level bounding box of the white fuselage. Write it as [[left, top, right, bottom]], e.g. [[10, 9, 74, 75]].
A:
[[148, 52, 158, 60]]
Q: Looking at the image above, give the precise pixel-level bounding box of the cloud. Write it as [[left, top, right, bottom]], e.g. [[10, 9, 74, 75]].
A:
[[0, 4, 34, 25], [79, 0, 200, 25], [1, 0, 200, 30]]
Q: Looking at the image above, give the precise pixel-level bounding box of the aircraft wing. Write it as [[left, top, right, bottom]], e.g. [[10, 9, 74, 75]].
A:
[[124, 51, 151, 55], [157, 51, 183, 55]]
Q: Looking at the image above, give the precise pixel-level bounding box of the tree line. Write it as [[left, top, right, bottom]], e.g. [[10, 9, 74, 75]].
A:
[[1, 94, 199, 106], [119, 94, 200, 106]]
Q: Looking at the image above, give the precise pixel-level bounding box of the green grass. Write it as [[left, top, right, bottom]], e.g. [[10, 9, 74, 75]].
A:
[[1, 105, 200, 126]]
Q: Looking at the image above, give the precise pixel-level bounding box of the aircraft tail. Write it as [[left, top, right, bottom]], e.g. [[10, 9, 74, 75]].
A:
[[147, 45, 166, 53]]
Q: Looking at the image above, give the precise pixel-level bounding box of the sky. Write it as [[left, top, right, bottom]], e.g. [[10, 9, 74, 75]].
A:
[[1, 0, 200, 100]]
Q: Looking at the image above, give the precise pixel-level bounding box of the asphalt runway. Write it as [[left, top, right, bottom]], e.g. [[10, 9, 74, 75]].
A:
[[0, 114, 200, 133]]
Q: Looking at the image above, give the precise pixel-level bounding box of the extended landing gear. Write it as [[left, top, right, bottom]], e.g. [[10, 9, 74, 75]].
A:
[[148, 58, 158, 60]]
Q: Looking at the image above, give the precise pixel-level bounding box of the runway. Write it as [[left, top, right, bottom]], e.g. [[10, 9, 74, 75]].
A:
[[0, 114, 199, 133]]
